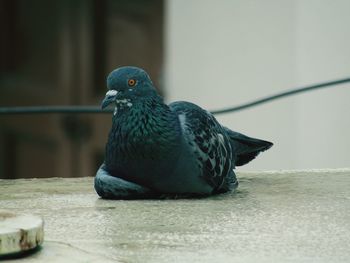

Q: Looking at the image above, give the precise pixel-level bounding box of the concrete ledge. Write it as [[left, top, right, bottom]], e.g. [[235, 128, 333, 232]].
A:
[[0, 169, 349, 262]]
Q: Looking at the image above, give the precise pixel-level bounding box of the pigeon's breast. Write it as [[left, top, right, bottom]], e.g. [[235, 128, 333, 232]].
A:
[[105, 116, 183, 188]]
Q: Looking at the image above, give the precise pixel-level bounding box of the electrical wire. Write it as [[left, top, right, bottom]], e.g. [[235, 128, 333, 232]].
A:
[[0, 77, 349, 115], [211, 77, 350, 114], [0, 106, 111, 114]]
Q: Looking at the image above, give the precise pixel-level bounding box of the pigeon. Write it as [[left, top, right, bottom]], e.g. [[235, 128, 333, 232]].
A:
[[94, 66, 273, 199]]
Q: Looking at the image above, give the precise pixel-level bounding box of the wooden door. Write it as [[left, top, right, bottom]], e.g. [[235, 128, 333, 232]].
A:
[[0, 0, 164, 179]]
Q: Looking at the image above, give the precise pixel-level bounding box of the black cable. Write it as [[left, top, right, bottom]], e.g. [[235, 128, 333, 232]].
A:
[[211, 77, 350, 115], [0, 77, 349, 115], [0, 106, 112, 114]]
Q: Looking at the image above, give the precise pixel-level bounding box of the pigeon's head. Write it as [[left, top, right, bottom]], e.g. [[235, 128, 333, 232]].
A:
[[101, 66, 156, 109]]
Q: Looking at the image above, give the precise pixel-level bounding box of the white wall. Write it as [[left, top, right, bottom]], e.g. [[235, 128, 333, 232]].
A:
[[165, 0, 350, 170], [295, 0, 350, 169]]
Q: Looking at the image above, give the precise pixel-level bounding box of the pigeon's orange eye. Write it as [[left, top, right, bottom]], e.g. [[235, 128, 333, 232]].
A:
[[128, 79, 136, 87]]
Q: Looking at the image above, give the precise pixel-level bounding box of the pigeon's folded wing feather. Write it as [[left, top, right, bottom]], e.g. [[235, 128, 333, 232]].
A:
[[170, 101, 233, 191]]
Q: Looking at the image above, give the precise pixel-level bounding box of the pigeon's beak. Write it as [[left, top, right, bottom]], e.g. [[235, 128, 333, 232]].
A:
[[101, 90, 118, 109]]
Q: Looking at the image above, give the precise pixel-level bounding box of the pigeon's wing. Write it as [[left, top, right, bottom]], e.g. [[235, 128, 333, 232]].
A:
[[170, 101, 234, 192], [94, 164, 157, 199]]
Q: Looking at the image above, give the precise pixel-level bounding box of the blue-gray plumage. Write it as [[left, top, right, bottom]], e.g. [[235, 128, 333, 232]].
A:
[[94, 66, 273, 199]]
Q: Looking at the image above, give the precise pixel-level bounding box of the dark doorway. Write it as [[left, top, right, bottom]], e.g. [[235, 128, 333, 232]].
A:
[[0, 0, 164, 179]]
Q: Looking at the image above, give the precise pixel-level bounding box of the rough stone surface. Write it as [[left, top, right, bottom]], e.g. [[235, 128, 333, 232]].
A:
[[0, 169, 349, 262]]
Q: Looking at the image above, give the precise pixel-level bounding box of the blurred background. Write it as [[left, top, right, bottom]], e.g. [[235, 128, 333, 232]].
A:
[[0, 0, 349, 179]]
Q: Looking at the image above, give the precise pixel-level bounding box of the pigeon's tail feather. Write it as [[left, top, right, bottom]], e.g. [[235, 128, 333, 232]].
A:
[[224, 128, 273, 166]]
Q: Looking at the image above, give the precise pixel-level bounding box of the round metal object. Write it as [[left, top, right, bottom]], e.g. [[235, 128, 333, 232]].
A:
[[0, 210, 44, 256]]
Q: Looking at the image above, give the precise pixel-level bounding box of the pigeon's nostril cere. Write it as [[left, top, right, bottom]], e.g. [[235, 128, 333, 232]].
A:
[[106, 90, 118, 97]]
